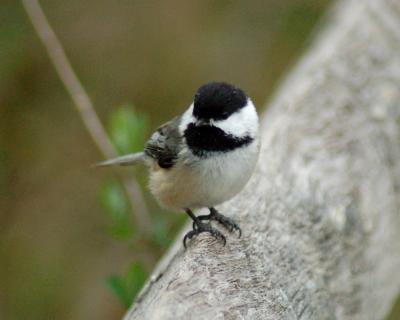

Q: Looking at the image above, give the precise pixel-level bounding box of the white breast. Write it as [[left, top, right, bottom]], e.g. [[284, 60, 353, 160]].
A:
[[148, 137, 260, 210]]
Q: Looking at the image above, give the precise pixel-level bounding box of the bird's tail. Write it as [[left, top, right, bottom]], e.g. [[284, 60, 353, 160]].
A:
[[94, 152, 147, 167]]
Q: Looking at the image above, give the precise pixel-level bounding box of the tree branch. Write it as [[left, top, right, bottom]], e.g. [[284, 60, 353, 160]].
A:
[[22, 0, 151, 233], [124, 0, 400, 319]]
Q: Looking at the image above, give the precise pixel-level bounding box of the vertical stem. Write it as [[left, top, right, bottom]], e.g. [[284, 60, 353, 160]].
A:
[[22, 0, 151, 233]]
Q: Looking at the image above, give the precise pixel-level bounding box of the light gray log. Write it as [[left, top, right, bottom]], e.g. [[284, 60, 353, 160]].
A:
[[124, 0, 400, 319]]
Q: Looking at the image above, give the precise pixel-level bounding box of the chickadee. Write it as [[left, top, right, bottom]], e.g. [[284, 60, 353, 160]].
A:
[[98, 82, 260, 247]]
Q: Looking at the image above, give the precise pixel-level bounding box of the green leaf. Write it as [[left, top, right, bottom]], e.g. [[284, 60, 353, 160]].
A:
[[109, 105, 148, 155], [151, 216, 170, 249], [107, 276, 131, 308], [99, 180, 134, 239], [107, 263, 148, 308], [125, 263, 147, 300]]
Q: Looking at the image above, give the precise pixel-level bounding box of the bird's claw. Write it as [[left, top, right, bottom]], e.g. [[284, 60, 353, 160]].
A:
[[183, 222, 226, 248], [213, 214, 242, 238], [192, 211, 242, 238]]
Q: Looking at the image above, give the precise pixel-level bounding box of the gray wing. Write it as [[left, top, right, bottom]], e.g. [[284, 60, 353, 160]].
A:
[[144, 117, 183, 169]]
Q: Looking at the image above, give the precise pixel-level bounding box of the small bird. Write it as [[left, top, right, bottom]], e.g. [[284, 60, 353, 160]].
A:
[[98, 82, 260, 247]]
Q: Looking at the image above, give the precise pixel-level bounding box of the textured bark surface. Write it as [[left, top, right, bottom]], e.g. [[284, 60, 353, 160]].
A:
[[125, 0, 400, 319]]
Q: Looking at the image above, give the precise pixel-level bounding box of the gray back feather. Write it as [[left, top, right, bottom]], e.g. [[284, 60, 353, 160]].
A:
[[144, 117, 183, 168]]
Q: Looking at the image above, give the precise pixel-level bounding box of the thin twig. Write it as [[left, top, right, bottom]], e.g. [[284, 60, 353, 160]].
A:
[[22, 0, 151, 232]]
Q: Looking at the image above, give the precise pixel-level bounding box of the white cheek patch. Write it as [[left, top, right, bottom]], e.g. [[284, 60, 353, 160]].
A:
[[213, 99, 259, 138], [178, 103, 195, 134]]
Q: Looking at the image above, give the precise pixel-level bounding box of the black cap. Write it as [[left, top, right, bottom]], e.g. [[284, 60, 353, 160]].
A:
[[193, 82, 248, 121]]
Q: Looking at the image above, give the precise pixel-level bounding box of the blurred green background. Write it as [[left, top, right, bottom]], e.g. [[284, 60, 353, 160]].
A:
[[1, 1, 399, 319]]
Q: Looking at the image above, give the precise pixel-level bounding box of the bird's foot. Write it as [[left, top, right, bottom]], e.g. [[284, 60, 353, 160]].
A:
[[195, 208, 242, 238], [183, 221, 226, 248]]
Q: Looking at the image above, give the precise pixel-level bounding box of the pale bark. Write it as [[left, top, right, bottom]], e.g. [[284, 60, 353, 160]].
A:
[[124, 0, 400, 319]]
